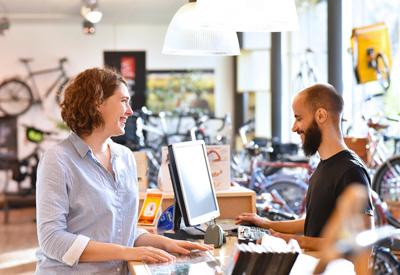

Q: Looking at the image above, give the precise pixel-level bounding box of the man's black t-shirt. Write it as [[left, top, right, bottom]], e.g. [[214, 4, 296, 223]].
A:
[[304, 150, 374, 237]]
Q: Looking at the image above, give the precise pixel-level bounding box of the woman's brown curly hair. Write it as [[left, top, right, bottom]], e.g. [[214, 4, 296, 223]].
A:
[[60, 67, 127, 137]]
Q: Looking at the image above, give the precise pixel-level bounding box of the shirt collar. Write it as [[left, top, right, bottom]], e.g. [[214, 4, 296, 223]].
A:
[[69, 131, 123, 159]]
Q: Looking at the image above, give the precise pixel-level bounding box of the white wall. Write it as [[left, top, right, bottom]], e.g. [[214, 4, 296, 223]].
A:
[[0, 22, 235, 192]]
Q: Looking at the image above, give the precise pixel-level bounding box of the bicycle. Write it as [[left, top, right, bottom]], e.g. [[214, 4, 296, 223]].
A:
[[0, 57, 69, 117], [292, 48, 319, 95], [188, 112, 232, 145], [355, 115, 400, 228], [2, 125, 59, 223], [366, 48, 391, 92], [366, 191, 400, 275], [231, 119, 312, 217]]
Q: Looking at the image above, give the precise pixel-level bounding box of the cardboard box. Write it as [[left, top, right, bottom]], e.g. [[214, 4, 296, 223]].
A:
[[159, 145, 231, 192], [133, 151, 148, 191]]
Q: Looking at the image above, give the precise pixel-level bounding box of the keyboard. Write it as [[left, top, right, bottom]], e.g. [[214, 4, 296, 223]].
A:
[[237, 225, 270, 244]]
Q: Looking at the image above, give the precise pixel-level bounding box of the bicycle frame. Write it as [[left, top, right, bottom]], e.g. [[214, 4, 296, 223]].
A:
[[21, 59, 68, 103]]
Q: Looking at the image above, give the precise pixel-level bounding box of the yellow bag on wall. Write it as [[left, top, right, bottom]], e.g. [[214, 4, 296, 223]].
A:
[[350, 22, 392, 84]]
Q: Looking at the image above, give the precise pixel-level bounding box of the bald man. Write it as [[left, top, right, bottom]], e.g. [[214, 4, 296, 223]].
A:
[[235, 83, 374, 251]]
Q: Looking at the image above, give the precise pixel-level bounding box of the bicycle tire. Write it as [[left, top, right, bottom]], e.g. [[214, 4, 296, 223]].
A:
[[263, 177, 308, 216], [372, 155, 400, 228], [0, 79, 33, 116], [376, 53, 391, 91], [374, 247, 400, 275]]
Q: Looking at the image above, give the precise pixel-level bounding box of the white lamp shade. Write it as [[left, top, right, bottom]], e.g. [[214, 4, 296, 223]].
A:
[[81, 6, 102, 23], [195, 0, 299, 32], [162, 2, 241, 56]]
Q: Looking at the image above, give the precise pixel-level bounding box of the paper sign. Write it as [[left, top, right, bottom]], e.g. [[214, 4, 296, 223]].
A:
[[207, 145, 231, 191], [138, 192, 163, 225], [159, 145, 231, 192]]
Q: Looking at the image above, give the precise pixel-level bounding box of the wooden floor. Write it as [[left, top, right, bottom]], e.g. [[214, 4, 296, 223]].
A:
[[0, 207, 38, 275]]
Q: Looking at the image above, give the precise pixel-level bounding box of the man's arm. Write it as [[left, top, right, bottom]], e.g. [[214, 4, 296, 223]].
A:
[[271, 213, 373, 251], [267, 231, 325, 251], [235, 213, 305, 234]]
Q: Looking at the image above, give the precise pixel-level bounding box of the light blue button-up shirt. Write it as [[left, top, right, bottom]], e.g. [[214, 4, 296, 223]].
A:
[[35, 132, 148, 274]]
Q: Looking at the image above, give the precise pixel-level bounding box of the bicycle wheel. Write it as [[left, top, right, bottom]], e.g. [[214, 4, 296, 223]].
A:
[[263, 176, 308, 216], [0, 79, 33, 116], [374, 247, 400, 275], [372, 155, 400, 227], [376, 53, 390, 91]]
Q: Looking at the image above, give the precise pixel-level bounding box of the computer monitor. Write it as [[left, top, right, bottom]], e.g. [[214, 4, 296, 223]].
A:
[[165, 140, 220, 239]]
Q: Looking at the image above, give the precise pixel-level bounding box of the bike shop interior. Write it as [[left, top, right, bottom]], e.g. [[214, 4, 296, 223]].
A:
[[0, 0, 400, 274]]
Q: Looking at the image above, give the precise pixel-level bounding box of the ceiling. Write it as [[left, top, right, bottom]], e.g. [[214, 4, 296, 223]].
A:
[[0, 0, 187, 25]]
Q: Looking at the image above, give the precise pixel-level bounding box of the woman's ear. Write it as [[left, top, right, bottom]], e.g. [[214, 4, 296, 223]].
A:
[[97, 99, 104, 111], [315, 108, 328, 123]]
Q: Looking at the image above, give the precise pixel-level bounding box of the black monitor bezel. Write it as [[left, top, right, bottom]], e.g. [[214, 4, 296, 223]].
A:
[[167, 140, 220, 228]]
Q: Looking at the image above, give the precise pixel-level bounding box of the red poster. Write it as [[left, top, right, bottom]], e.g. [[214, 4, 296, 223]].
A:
[[120, 57, 136, 79]]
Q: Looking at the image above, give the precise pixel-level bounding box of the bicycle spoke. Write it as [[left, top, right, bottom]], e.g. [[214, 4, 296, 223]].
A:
[[0, 80, 33, 116]]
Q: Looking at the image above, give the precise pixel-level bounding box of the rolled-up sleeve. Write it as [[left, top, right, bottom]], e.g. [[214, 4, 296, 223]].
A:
[[36, 150, 90, 266], [134, 228, 149, 243]]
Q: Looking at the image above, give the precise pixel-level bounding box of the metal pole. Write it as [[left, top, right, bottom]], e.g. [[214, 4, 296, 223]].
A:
[[271, 32, 282, 140], [327, 0, 343, 95]]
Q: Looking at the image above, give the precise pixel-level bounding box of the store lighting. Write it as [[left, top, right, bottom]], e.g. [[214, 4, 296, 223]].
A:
[[81, 0, 102, 24], [83, 20, 95, 34], [0, 17, 10, 35], [162, 1, 240, 56], [194, 0, 299, 32]]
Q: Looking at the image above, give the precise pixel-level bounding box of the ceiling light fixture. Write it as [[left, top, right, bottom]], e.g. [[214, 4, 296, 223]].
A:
[[81, 0, 102, 24], [83, 20, 95, 34], [195, 0, 299, 32], [0, 17, 9, 35], [162, 0, 240, 56]]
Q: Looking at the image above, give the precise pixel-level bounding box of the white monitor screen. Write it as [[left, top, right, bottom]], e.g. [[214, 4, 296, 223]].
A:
[[169, 140, 220, 226]]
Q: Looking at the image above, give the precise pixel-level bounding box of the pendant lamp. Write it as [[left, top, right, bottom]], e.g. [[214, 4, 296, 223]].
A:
[[195, 0, 299, 32], [162, 1, 241, 56]]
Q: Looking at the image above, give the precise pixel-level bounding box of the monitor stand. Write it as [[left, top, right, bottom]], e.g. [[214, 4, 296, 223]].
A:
[[162, 199, 206, 240]]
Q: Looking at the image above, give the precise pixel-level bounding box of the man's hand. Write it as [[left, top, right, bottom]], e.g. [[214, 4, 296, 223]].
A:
[[235, 213, 268, 228]]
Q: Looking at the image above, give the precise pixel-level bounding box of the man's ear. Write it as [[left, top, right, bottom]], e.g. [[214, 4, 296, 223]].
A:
[[315, 108, 328, 123]]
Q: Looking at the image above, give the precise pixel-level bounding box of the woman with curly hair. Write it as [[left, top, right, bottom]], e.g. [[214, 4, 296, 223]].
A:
[[35, 67, 212, 274]]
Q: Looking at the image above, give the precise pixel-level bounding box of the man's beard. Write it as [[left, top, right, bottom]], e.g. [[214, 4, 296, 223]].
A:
[[301, 119, 322, 157]]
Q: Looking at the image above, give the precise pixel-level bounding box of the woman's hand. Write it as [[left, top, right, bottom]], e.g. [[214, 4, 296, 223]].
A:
[[235, 213, 268, 228], [123, 246, 176, 263], [163, 239, 214, 255]]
